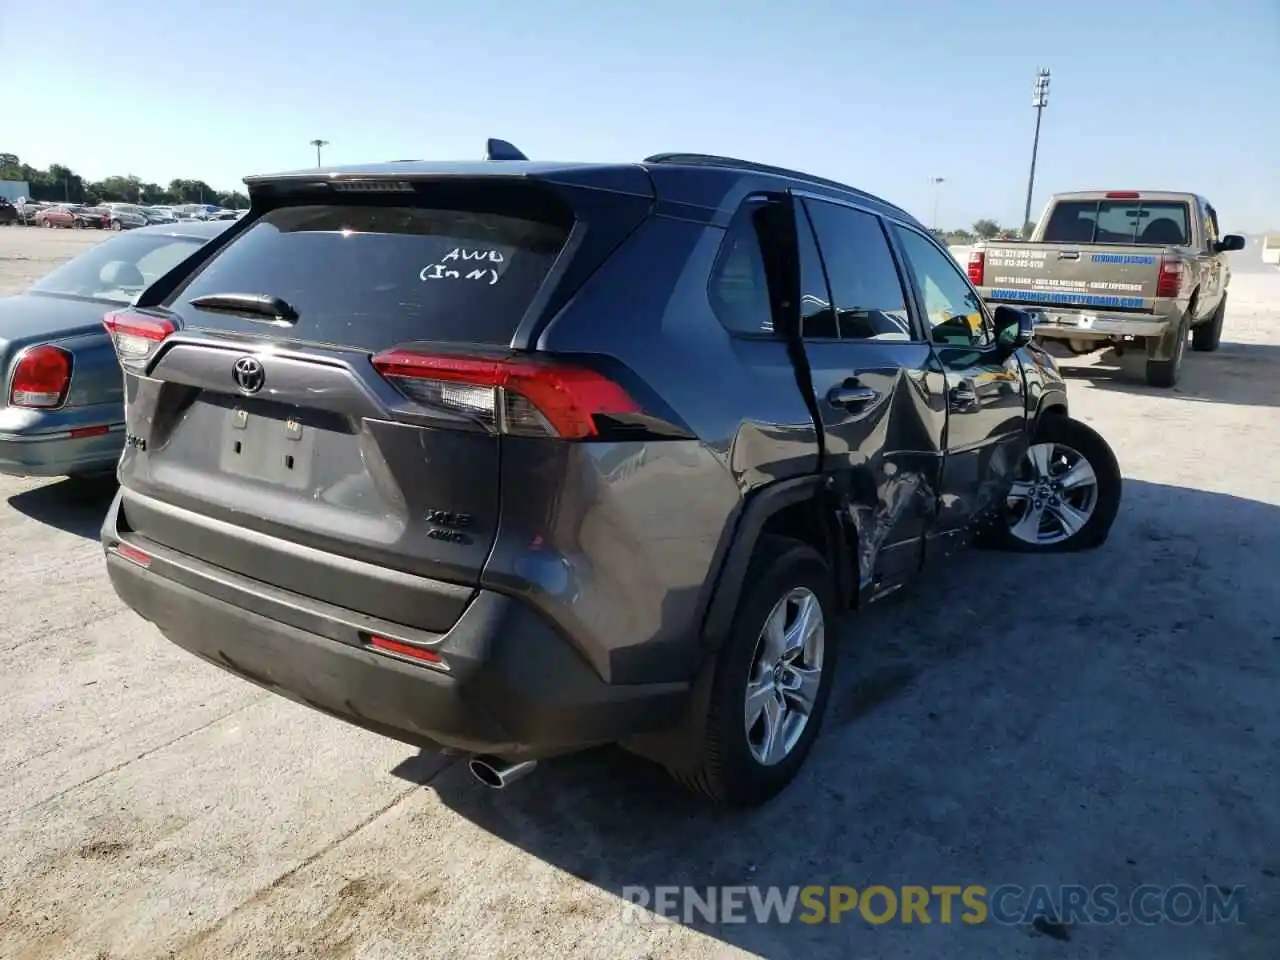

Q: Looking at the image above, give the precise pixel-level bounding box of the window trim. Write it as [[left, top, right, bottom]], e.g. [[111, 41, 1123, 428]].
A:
[[794, 191, 927, 345], [705, 193, 789, 341], [888, 221, 996, 350]]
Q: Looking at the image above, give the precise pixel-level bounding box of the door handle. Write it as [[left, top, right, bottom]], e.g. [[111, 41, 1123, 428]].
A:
[[949, 380, 978, 410], [827, 383, 879, 409]]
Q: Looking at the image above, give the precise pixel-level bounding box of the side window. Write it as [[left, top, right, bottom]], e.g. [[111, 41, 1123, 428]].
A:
[[892, 225, 992, 348], [708, 200, 776, 336], [802, 199, 913, 341], [1204, 203, 1220, 248], [796, 207, 837, 338]]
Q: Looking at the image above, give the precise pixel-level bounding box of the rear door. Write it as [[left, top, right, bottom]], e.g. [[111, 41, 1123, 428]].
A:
[[114, 184, 608, 632], [796, 195, 945, 590], [891, 224, 1027, 541]]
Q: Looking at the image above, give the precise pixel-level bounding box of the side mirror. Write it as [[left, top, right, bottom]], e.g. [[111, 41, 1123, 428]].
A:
[[1215, 234, 1245, 253], [993, 304, 1035, 357]]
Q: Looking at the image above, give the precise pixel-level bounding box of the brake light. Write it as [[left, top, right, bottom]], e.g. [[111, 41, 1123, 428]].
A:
[[371, 350, 640, 440], [1105, 191, 1141, 199], [1155, 259, 1184, 298], [103, 309, 175, 361], [9, 345, 72, 408], [967, 250, 985, 286]]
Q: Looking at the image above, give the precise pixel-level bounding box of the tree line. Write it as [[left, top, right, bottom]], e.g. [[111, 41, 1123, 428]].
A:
[[0, 153, 249, 209], [939, 219, 1037, 244]]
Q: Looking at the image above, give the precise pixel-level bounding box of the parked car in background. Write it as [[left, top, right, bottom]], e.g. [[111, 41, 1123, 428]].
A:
[[102, 203, 150, 231], [100, 146, 1122, 807], [969, 190, 1245, 387], [0, 220, 230, 479], [14, 198, 49, 225], [142, 206, 179, 224], [0, 199, 16, 226], [35, 203, 107, 230], [208, 208, 240, 221]]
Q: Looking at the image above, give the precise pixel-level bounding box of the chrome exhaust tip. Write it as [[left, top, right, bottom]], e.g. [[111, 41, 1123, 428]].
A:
[[468, 755, 538, 789]]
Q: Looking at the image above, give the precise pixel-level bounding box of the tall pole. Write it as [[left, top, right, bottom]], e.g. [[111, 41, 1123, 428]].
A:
[[930, 176, 945, 230], [310, 139, 330, 168], [1023, 69, 1050, 236]]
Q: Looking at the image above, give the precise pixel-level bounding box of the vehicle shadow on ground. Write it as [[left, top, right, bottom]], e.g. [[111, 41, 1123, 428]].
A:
[[6, 476, 117, 539], [1058, 341, 1280, 408], [426, 478, 1280, 958]]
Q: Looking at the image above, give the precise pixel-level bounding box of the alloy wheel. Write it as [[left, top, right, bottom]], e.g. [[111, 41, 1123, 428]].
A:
[[744, 586, 825, 766]]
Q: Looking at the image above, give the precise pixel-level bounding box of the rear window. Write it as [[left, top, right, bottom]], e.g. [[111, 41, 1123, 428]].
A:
[[167, 204, 570, 350], [1042, 200, 1191, 245], [29, 232, 207, 304]]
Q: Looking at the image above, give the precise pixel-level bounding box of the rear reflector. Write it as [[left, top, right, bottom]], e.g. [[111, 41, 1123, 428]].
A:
[[69, 425, 110, 439], [9, 344, 72, 408], [371, 350, 640, 440], [1105, 191, 1141, 199], [967, 250, 985, 286], [103, 310, 175, 361], [1156, 258, 1184, 298], [108, 541, 152, 568], [366, 634, 444, 665]]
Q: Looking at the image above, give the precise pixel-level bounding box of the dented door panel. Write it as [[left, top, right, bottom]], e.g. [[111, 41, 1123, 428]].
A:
[[801, 345, 945, 590]]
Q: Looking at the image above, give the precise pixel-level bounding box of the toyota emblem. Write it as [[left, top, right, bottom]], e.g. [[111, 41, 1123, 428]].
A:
[[232, 356, 266, 394]]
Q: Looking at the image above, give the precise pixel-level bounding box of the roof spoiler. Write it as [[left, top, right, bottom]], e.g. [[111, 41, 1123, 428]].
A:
[[485, 138, 529, 161]]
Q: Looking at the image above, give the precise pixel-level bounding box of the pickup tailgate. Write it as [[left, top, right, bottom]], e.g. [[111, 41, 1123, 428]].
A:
[[976, 242, 1163, 311]]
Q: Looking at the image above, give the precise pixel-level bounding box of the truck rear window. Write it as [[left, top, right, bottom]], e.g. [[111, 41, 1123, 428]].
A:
[[166, 204, 569, 350], [1042, 200, 1191, 246]]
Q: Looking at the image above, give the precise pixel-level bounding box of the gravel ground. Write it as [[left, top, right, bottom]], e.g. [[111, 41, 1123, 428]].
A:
[[1, 226, 1278, 959]]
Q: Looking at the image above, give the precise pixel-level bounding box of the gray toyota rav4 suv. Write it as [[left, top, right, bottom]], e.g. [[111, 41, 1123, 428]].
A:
[[101, 143, 1121, 807]]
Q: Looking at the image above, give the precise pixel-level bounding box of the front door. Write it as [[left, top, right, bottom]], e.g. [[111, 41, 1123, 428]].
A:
[[889, 224, 1028, 544], [794, 196, 945, 592]]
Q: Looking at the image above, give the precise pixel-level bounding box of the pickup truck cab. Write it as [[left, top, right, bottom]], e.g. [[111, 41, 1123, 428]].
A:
[[968, 191, 1246, 387]]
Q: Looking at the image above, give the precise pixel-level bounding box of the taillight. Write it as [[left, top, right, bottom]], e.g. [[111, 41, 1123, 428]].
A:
[[9, 344, 72, 408], [1155, 259, 1184, 299], [371, 350, 640, 440], [103, 309, 175, 361], [1105, 191, 1141, 199], [967, 250, 985, 286]]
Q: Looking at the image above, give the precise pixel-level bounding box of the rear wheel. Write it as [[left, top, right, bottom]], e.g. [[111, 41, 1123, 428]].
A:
[[1145, 315, 1188, 387], [667, 536, 839, 807], [1191, 294, 1226, 352], [110, 219, 123, 232], [995, 415, 1121, 553]]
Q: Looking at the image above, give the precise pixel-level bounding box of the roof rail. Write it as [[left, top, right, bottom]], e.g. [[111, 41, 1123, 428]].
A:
[[642, 152, 910, 217], [485, 138, 529, 161]]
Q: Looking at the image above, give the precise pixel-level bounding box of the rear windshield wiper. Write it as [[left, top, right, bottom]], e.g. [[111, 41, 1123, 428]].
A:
[[188, 292, 299, 324]]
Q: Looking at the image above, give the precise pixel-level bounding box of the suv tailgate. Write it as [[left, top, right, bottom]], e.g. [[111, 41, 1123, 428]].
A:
[[114, 176, 652, 633]]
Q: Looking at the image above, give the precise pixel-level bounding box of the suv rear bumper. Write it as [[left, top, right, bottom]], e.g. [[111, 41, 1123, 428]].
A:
[[102, 494, 689, 761]]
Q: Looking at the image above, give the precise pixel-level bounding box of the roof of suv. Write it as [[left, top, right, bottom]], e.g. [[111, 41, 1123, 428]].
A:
[[241, 150, 920, 227]]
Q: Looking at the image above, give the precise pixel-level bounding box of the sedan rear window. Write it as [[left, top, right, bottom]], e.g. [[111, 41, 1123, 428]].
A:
[[167, 204, 570, 350], [29, 233, 208, 304], [1042, 200, 1191, 246]]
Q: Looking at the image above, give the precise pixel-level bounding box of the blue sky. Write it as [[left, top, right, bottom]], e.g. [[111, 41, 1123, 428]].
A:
[[4, 0, 1278, 230]]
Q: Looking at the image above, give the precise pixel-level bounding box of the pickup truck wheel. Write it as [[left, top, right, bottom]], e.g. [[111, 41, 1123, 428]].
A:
[[1191, 294, 1226, 353], [996, 416, 1121, 553], [1144, 316, 1188, 388], [667, 536, 838, 807]]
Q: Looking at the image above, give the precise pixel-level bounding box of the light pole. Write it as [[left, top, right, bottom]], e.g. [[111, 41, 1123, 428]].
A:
[[1022, 68, 1050, 237], [929, 176, 945, 230], [310, 139, 330, 168]]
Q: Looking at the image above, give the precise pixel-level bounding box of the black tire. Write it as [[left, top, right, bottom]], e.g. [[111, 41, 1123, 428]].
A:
[[1145, 315, 1188, 388], [667, 535, 839, 808], [993, 415, 1121, 553], [1191, 294, 1226, 352]]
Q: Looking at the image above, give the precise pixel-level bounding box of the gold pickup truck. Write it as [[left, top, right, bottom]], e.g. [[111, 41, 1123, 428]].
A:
[[968, 190, 1245, 387]]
